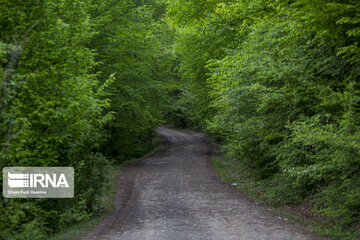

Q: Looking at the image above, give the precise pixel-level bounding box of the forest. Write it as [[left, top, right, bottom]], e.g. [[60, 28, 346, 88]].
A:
[[0, 0, 359, 239]]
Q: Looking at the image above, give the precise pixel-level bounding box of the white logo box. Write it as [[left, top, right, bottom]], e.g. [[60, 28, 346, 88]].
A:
[[3, 167, 74, 198]]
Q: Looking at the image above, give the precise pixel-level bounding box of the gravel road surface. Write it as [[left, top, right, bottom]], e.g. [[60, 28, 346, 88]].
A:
[[82, 127, 321, 240]]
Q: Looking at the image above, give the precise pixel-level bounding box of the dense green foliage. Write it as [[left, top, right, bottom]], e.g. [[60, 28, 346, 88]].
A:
[[166, 0, 360, 235], [88, 0, 167, 160], [0, 0, 173, 239]]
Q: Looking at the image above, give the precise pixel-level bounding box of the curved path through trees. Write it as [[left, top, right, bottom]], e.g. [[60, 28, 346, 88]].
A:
[[82, 127, 322, 240]]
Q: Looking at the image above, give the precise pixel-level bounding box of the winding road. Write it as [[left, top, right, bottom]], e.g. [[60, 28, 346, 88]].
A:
[[82, 127, 321, 240]]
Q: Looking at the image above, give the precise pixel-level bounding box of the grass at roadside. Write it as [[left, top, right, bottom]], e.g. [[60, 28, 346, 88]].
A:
[[50, 136, 163, 240], [210, 157, 360, 240], [49, 209, 109, 240], [49, 166, 119, 240]]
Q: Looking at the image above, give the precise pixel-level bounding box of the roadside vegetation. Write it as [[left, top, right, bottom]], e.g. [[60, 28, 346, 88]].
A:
[[166, 0, 360, 239], [0, 1, 175, 239]]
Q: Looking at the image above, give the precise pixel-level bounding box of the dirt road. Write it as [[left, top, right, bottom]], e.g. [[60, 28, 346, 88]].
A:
[[82, 127, 321, 240]]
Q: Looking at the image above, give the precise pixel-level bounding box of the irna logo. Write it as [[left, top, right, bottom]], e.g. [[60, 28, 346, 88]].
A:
[[8, 172, 69, 188], [3, 167, 74, 198]]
